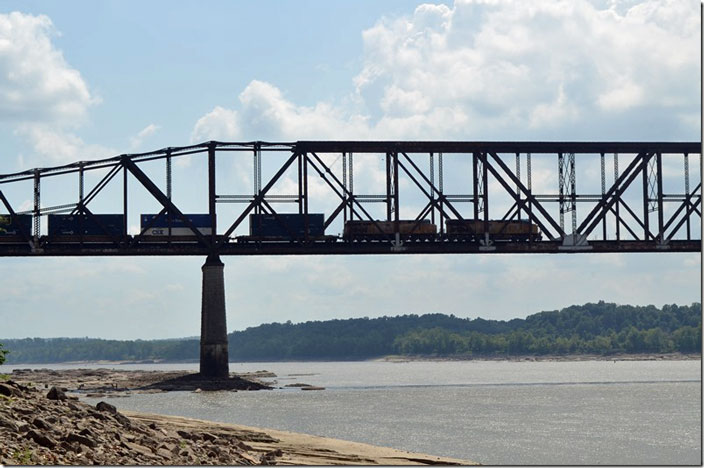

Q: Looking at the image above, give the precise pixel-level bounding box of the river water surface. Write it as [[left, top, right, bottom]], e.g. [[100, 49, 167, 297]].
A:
[[4, 360, 701, 465]]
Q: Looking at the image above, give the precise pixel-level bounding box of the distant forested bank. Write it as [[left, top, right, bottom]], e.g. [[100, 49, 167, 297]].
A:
[[1, 302, 701, 364]]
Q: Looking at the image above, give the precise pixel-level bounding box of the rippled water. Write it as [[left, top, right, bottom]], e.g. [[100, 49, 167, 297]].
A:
[[4, 360, 701, 465]]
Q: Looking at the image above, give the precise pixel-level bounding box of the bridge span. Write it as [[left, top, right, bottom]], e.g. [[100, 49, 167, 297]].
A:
[[1, 140, 700, 376]]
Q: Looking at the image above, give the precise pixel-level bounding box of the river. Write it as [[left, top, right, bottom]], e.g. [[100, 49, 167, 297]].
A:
[[3, 359, 701, 465]]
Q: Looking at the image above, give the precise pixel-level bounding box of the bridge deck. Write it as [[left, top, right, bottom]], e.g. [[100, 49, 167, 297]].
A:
[[0, 239, 697, 256]]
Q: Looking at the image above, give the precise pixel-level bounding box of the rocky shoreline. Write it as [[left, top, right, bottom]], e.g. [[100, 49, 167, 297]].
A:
[[0, 371, 477, 465], [8, 368, 276, 396]]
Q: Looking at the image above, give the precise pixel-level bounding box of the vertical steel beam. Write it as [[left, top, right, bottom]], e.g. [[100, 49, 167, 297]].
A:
[[79, 163, 85, 206], [349, 152, 355, 220], [656, 152, 664, 242], [482, 152, 489, 236], [601, 153, 606, 240], [386, 152, 392, 221], [303, 151, 309, 237], [515, 153, 521, 221], [33, 170, 40, 239], [123, 163, 128, 236], [253, 143, 261, 215], [430, 152, 435, 225], [569, 153, 576, 235], [208, 143, 217, 249], [684, 153, 690, 240], [166, 149, 172, 237], [78, 162, 85, 242], [558, 152, 565, 232], [342, 152, 347, 222], [642, 153, 650, 240], [297, 153, 303, 215], [472, 152, 480, 220], [527, 152, 532, 239], [614, 153, 620, 241], [393, 152, 400, 227], [439, 152, 444, 233]]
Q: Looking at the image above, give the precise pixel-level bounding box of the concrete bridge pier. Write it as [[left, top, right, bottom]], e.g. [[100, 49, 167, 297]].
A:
[[199, 254, 229, 377]]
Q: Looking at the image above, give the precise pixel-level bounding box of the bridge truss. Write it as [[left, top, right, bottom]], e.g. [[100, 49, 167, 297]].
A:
[[0, 141, 700, 256]]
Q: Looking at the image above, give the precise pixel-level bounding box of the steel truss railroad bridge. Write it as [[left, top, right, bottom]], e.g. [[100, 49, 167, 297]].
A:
[[1, 141, 700, 377], [0, 141, 700, 256]]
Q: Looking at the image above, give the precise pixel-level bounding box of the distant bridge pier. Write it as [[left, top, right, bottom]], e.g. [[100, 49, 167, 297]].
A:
[[199, 254, 229, 377]]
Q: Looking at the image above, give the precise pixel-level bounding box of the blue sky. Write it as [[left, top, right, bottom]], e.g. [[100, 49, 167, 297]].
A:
[[0, 0, 701, 339]]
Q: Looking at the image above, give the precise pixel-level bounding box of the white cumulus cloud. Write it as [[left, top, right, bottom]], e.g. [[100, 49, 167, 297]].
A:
[[191, 0, 699, 142], [0, 11, 99, 125], [130, 123, 160, 150], [191, 106, 240, 143], [15, 124, 116, 167]]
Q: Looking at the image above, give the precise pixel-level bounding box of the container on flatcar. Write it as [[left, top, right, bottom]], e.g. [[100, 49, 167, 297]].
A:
[[140, 214, 212, 236], [249, 213, 325, 238], [343, 219, 437, 239], [0, 214, 32, 237], [48, 214, 124, 237], [445, 219, 540, 241]]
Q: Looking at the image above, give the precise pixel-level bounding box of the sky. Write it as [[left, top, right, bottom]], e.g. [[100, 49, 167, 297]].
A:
[[0, 0, 701, 340]]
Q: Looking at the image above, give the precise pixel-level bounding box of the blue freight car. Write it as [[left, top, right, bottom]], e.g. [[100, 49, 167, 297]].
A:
[[0, 214, 32, 238], [140, 213, 212, 236], [248, 213, 325, 238], [48, 214, 124, 237]]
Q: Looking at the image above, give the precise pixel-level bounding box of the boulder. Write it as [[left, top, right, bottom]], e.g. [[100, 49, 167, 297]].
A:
[[46, 387, 67, 400], [65, 432, 97, 448], [25, 429, 57, 448], [0, 383, 18, 397], [156, 448, 173, 459], [32, 417, 54, 431], [0, 414, 20, 432], [123, 441, 157, 459], [176, 429, 192, 440], [96, 401, 117, 414], [110, 412, 132, 428]]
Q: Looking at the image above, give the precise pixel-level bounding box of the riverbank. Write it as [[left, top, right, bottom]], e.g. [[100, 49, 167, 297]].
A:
[[376, 352, 701, 362], [3, 351, 700, 367], [0, 378, 476, 465]]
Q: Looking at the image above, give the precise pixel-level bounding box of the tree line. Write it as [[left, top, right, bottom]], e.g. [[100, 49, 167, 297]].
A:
[[0, 302, 700, 364]]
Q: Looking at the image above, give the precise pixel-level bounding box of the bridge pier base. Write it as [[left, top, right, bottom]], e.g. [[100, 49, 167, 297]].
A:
[[199, 254, 229, 378]]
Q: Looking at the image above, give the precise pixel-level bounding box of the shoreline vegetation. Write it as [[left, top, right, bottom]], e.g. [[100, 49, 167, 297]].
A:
[[1, 351, 700, 367], [1, 302, 701, 364], [0, 369, 476, 465]]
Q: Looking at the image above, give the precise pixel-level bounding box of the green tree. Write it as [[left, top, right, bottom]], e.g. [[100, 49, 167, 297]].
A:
[[0, 342, 7, 364]]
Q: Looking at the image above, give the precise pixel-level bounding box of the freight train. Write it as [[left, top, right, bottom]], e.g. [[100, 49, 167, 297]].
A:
[[0, 212, 541, 244]]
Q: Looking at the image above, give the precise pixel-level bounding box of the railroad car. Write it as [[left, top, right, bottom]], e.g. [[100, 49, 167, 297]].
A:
[[47, 214, 125, 242], [139, 213, 212, 238], [0, 214, 32, 241], [237, 213, 335, 243], [445, 219, 541, 242], [343, 219, 437, 241]]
